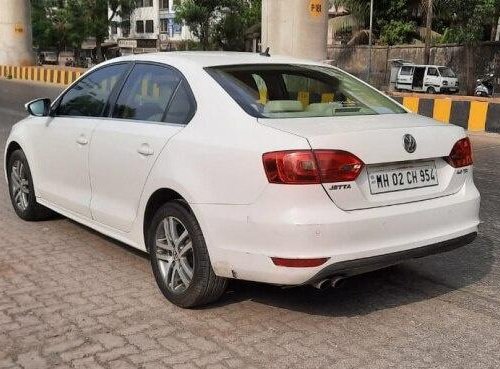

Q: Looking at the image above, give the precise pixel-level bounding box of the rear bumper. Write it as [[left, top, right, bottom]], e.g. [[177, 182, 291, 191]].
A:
[[305, 232, 477, 284], [193, 177, 480, 285]]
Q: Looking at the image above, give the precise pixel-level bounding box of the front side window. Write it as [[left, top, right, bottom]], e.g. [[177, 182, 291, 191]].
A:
[[207, 64, 407, 119], [113, 64, 181, 123], [56, 64, 128, 117]]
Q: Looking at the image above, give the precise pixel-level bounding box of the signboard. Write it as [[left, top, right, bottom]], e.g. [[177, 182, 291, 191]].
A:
[[118, 39, 137, 48], [309, 0, 323, 17], [14, 23, 24, 34]]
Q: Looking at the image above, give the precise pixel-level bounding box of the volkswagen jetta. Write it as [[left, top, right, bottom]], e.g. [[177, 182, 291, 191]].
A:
[[4, 52, 480, 307]]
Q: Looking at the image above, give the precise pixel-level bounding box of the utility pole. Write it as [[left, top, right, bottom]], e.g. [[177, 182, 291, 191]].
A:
[[367, 0, 374, 84], [0, 0, 34, 66], [424, 0, 433, 65]]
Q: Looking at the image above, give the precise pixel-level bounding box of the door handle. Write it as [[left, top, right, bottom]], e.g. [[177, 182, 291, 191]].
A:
[[76, 135, 88, 146], [137, 143, 154, 156]]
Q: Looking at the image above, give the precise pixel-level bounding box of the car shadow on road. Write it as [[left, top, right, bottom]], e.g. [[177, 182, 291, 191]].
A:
[[211, 235, 495, 317]]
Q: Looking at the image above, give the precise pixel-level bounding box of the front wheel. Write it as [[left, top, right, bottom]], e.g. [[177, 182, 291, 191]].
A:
[[148, 201, 227, 308], [7, 149, 54, 221], [426, 86, 436, 94]]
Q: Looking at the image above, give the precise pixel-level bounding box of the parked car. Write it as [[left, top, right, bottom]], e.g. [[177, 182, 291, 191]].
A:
[[4, 52, 480, 308], [396, 64, 460, 94], [37, 51, 58, 66]]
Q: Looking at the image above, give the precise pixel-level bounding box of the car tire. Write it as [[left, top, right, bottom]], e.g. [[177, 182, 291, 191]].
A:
[[427, 87, 436, 94], [7, 149, 55, 221], [148, 200, 228, 308]]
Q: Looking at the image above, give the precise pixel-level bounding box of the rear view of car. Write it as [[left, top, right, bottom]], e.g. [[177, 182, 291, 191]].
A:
[[205, 62, 479, 288]]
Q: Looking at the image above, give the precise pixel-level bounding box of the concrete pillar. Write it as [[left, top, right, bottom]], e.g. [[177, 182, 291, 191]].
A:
[[262, 0, 329, 61], [0, 0, 34, 66]]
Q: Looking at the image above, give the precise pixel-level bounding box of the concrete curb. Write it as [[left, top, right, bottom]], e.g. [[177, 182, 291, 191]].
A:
[[0, 65, 85, 86], [393, 95, 500, 133]]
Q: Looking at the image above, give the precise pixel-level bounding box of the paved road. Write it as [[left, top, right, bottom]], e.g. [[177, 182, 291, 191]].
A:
[[0, 79, 499, 369]]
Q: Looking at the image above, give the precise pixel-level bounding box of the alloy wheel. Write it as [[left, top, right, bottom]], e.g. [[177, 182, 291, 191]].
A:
[[155, 216, 194, 294], [10, 160, 30, 211]]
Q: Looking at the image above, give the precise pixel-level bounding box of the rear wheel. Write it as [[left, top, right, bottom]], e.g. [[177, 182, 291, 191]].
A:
[[148, 201, 227, 308], [7, 149, 54, 221], [426, 86, 436, 94]]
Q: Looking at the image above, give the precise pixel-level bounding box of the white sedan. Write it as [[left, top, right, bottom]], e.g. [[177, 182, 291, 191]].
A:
[[4, 52, 480, 307]]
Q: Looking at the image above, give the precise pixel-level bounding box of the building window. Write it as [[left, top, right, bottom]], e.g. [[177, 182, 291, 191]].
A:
[[111, 24, 117, 35], [136, 20, 144, 33], [145, 20, 154, 33], [138, 0, 153, 7], [160, 18, 168, 33], [159, 0, 169, 10], [122, 24, 130, 37], [173, 21, 182, 35]]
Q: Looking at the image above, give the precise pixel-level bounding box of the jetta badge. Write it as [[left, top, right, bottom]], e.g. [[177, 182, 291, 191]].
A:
[[403, 134, 417, 153]]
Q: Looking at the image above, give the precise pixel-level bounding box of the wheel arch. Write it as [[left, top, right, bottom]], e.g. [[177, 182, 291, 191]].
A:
[[143, 188, 188, 251], [4, 141, 23, 181]]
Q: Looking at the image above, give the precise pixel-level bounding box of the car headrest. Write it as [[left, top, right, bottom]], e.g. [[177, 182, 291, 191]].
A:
[[264, 100, 304, 113]]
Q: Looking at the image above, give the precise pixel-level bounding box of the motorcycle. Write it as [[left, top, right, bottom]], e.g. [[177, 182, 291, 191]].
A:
[[474, 73, 495, 97]]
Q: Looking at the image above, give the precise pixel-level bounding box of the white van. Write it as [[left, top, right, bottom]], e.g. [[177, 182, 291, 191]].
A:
[[396, 64, 459, 94]]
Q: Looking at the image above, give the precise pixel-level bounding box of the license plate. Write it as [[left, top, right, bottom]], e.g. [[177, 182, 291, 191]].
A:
[[368, 162, 439, 195]]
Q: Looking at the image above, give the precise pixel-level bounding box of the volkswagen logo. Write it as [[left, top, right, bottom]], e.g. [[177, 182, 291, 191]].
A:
[[403, 134, 417, 153]]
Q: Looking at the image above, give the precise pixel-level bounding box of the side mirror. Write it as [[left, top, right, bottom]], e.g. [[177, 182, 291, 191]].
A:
[[25, 98, 51, 117]]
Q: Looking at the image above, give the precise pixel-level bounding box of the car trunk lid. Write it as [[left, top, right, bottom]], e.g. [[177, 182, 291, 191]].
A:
[[259, 113, 467, 210]]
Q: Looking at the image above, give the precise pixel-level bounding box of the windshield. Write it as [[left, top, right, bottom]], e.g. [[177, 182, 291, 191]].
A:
[[206, 64, 406, 119], [438, 67, 456, 78]]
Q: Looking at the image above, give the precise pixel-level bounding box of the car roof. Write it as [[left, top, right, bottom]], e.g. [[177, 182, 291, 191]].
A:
[[110, 51, 324, 68], [402, 64, 450, 68]]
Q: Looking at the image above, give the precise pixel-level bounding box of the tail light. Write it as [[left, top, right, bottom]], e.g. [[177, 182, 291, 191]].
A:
[[262, 150, 364, 184], [445, 138, 473, 168]]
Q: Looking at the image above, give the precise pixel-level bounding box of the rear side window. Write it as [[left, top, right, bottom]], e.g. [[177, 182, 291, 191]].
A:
[[113, 64, 181, 123], [206, 64, 406, 119], [56, 63, 128, 117], [400, 66, 413, 76], [164, 80, 196, 124]]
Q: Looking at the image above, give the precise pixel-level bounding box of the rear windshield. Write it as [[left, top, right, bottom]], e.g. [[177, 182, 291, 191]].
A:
[[205, 64, 406, 119], [438, 67, 456, 78]]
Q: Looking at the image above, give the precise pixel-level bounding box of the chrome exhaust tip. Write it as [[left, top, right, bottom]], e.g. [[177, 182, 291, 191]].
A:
[[330, 276, 345, 288], [312, 279, 331, 290]]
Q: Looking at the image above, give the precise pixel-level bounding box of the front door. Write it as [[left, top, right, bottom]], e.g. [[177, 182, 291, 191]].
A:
[[32, 63, 129, 217], [89, 63, 196, 232]]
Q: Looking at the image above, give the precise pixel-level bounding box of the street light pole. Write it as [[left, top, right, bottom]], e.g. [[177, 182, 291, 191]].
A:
[[367, 0, 374, 84]]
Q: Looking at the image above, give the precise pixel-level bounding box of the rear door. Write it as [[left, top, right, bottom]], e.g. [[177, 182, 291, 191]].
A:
[[88, 63, 196, 231], [397, 66, 414, 91]]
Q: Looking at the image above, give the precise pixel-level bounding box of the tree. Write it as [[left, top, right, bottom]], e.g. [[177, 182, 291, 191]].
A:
[[79, 0, 137, 62], [175, 0, 261, 51]]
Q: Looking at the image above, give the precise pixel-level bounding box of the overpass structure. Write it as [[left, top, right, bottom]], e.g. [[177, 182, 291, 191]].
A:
[[262, 0, 329, 60]]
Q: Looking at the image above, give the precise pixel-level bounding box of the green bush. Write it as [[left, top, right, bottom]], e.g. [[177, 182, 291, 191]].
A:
[[379, 20, 417, 45]]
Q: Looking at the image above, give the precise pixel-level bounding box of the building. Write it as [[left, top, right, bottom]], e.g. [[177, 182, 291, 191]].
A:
[[108, 0, 194, 55]]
